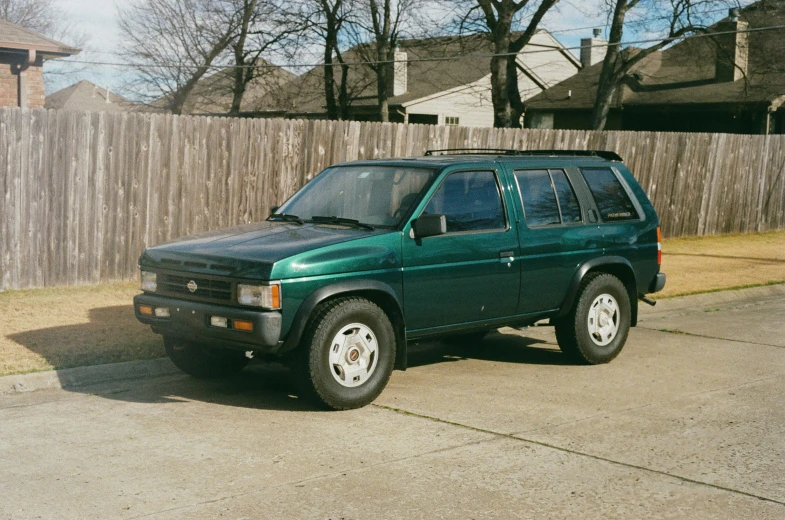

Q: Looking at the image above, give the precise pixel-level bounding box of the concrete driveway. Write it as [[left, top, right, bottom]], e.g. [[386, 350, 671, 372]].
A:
[[1, 287, 784, 519]]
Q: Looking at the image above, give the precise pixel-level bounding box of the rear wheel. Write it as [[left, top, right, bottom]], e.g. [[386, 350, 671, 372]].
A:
[[164, 336, 249, 378], [295, 297, 395, 410], [555, 273, 631, 364]]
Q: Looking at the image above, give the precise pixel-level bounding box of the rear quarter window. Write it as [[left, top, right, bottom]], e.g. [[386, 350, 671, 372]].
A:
[[580, 167, 639, 222]]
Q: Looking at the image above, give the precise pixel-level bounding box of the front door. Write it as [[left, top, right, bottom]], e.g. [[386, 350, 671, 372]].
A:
[[402, 169, 520, 332]]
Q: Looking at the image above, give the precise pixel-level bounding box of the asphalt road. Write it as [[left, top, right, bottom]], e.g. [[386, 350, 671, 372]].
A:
[[1, 288, 784, 519]]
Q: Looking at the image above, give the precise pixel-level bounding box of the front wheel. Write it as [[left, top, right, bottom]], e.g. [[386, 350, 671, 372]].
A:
[[296, 297, 396, 410], [555, 273, 631, 365], [164, 336, 249, 378]]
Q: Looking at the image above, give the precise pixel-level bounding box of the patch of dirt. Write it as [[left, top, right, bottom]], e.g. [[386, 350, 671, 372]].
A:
[[0, 283, 163, 377]]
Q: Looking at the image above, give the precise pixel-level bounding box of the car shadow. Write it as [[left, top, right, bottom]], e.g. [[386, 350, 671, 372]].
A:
[[9, 309, 569, 412]]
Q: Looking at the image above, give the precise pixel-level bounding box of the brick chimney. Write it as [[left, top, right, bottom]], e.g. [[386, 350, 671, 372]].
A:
[[580, 28, 607, 68], [387, 47, 408, 97], [714, 8, 749, 82]]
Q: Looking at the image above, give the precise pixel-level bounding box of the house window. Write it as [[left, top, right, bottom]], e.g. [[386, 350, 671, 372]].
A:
[[409, 113, 438, 125], [445, 116, 460, 126]]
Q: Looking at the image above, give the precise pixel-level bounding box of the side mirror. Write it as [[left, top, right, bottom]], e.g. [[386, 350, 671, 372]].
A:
[[413, 214, 447, 239], [269, 205, 280, 217]]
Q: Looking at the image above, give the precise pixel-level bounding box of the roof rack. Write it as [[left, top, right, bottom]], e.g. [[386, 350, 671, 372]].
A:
[[423, 148, 623, 162]]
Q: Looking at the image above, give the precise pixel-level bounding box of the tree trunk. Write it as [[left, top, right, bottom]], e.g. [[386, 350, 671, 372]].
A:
[[376, 42, 390, 122], [591, 0, 627, 130], [229, 0, 257, 116], [488, 15, 513, 128]]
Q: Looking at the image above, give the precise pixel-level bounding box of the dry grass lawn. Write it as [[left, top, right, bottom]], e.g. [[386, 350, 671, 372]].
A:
[[0, 283, 162, 377], [659, 230, 785, 297], [0, 230, 783, 377]]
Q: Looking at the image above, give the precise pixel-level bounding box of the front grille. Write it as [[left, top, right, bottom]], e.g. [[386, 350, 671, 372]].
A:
[[158, 273, 232, 302]]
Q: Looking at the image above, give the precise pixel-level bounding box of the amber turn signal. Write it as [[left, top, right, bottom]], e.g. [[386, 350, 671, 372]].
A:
[[232, 319, 254, 332], [138, 305, 154, 316]]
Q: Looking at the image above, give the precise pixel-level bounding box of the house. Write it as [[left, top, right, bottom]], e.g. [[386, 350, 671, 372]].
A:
[[0, 19, 80, 109], [45, 80, 139, 112], [524, 1, 785, 134], [273, 30, 580, 127]]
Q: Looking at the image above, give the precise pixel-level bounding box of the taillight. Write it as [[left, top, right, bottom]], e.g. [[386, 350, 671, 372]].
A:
[[657, 227, 662, 265]]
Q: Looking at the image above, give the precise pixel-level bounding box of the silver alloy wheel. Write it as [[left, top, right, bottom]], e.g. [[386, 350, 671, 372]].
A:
[[328, 323, 379, 388], [587, 293, 620, 346]]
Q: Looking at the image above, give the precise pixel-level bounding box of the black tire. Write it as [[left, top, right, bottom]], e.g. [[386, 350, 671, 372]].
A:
[[555, 273, 631, 365], [164, 336, 250, 378], [295, 297, 396, 410]]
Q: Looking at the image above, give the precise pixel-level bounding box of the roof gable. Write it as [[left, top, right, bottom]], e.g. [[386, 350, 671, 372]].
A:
[[0, 19, 80, 57]]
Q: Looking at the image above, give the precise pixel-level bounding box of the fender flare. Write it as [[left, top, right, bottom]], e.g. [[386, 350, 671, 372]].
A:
[[558, 256, 639, 325], [280, 279, 408, 370]]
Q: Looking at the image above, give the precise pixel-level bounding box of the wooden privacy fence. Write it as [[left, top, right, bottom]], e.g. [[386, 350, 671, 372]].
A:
[[2, 108, 785, 290]]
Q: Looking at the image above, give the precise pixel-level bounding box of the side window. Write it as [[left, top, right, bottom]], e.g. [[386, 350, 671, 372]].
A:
[[515, 169, 583, 227], [422, 171, 505, 232], [580, 167, 639, 222]]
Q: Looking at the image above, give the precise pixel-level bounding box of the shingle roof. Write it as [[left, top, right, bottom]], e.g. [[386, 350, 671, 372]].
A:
[[45, 80, 139, 112], [0, 19, 80, 57], [180, 59, 296, 115], [526, 0, 785, 111], [283, 30, 579, 115]]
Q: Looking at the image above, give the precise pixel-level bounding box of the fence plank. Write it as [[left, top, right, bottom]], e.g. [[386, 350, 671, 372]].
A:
[[2, 108, 785, 291]]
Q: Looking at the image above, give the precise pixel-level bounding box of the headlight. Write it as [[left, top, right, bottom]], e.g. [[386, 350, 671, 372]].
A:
[[238, 283, 281, 309], [140, 271, 157, 292]]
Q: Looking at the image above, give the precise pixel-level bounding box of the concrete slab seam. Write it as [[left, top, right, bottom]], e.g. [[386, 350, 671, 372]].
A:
[[644, 327, 785, 349], [373, 404, 785, 508]]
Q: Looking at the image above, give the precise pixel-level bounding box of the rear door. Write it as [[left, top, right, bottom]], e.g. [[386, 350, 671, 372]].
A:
[[509, 164, 603, 314], [401, 166, 520, 332]]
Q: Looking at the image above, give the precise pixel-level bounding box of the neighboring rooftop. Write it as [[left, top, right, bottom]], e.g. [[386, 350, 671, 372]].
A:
[[526, 0, 785, 111], [0, 19, 80, 57], [45, 80, 139, 112], [281, 30, 580, 116]]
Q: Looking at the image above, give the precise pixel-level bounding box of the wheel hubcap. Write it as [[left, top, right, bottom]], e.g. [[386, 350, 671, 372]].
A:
[[329, 323, 379, 388], [587, 294, 620, 346]]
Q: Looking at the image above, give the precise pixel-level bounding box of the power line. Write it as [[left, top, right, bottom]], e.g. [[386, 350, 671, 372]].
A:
[[51, 23, 785, 71]]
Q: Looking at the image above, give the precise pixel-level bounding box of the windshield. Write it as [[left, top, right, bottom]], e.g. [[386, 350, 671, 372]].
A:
[[275, 165, 438, 228]]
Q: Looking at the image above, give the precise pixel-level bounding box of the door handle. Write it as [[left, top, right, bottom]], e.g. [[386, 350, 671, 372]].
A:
[[499, 251, 515, 264]]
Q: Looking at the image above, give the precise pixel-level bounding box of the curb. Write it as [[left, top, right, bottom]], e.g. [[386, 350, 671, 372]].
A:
[[0, 358, 179, 396], [639, 283, 785, 320]]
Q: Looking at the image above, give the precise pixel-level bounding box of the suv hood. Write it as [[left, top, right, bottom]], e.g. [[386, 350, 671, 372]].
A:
[[139, 221, 392, 279]]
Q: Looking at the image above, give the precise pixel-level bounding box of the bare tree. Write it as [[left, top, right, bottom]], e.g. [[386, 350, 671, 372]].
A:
[[349, 0, 420, 122], [295, 0, 353, 119], [227, 0, 300, 114], [118, 0, 241, 114], [456, 0, 560, 128], [1, 0, 58, 34], [591, 0, 730, 130]]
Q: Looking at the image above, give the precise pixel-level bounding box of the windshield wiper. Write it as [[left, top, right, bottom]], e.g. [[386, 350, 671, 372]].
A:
[[308, 216, 375, 230], [268, 213, 304, 225]]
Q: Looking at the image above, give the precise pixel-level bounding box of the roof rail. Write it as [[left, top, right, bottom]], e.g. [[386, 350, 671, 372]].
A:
[[423, 148, 623, 162]]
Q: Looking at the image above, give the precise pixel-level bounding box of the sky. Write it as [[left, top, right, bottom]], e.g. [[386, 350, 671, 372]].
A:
[[41, 0, 739, 98]]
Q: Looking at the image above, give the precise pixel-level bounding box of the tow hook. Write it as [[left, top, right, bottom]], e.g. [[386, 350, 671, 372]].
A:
[[638, 294, 657, 306]]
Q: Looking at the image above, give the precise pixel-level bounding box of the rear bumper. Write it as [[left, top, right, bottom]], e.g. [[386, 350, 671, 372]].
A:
[[649, 273, 666, 293], [134, 294, 282, 352]]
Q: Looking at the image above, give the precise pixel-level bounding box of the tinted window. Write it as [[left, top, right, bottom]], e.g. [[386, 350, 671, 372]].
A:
[[551, 170, 582, 223], [515, 170, 560, 227], [581, 167, 639, 222], [423, 171, 505, 232]]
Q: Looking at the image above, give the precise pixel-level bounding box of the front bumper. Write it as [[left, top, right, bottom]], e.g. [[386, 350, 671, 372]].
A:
[[134, 294, 282, 352]]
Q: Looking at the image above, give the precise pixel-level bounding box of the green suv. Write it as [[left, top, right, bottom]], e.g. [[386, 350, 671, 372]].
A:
[[134, 149, 666, 409]]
